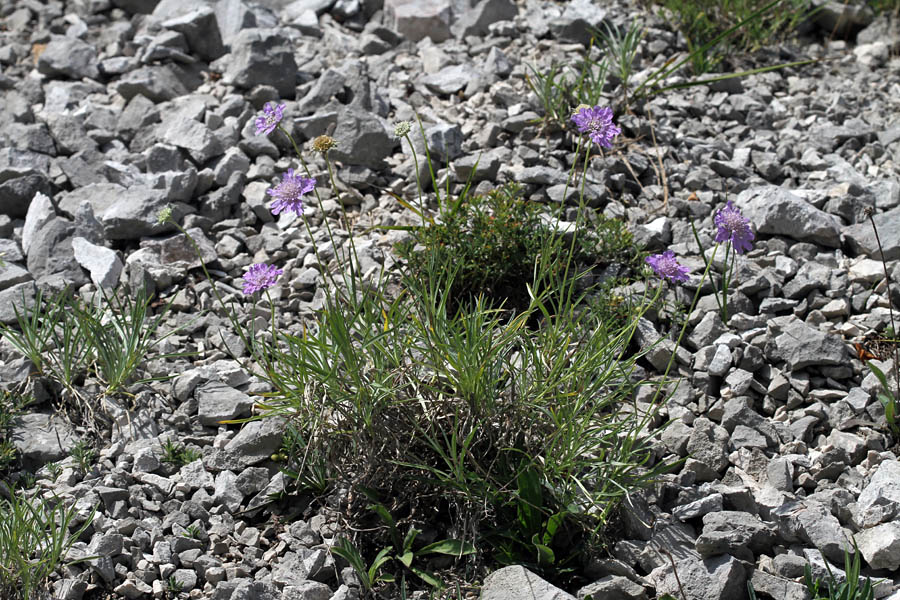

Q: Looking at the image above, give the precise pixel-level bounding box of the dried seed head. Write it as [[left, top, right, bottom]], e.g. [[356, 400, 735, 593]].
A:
[[310, 135, 337, 154]]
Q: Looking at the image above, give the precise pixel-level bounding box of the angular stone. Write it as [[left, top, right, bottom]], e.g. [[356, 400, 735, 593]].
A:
[[158, 115, 224, 165], [161, 6, 225, 62], [222, 29, 297, 98], [844, 207, 900, 261], [577, 575, 648, 600], [653, 555, 745, 600], [735, 186, 841, 247], [195, 381, 253, 426], [26, 217, 88, 287], [0, 282, 36, 325], [116, 65, 201, 103], [856, 522, 900, 571], [223, 417, 286, 468], [72, 237, 123, 290], [11, 413, 80, 470], [749, 570, 808, 600], [384, 0, 451, 43], [36, 36, 99, 80], [695, 511, 775, 557], [452, 0, 518, 38], [768, 316, 850, 369], [327, 108, 394, 169], [479, 565, 576, 600], [854, 460, 900, 527], [686, 418, 730, 476]]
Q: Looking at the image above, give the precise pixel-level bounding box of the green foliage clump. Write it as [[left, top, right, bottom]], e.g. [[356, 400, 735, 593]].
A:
[[648, 0, 812, 73], [0, 391, 29, 475], [0, 487, 96, 600], [396, 182, 642, 316]]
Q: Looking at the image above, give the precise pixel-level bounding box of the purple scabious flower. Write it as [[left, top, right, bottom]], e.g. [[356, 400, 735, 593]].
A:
[[267, 169, 315, 216], [646, 250, 690, 283], [255, 102, 286, 136], [571, 105, 621, 148], [714, 201, 755, 254], [242, 263, 283, 295]]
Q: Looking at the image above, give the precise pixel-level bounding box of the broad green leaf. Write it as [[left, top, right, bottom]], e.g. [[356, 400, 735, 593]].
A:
[[398, 551, 414, 568], [532, 534, 555, 566], [517, 467, 543, 536], [418, 539, 476, 556]]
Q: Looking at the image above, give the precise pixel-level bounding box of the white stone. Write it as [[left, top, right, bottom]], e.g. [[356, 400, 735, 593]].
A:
[[72, 237, 123, 290], [857, 522, 900, 570]]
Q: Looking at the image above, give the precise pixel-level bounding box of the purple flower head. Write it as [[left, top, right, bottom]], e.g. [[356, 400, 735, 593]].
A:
[[255, 102, 286, 136], [267, 169, 316, 216], [646, 250, 690, 284], [571, 105, 621, 148], [242, 263, 283, 295], [714, 201, 755, 254]]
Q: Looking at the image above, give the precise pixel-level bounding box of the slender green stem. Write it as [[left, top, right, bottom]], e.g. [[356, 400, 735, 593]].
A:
[[689, 218, 723, 316], [402, 131, 426, 227], [650, 243, 719, 406], [721, 242, 732, 322], [867, 210, 900, 401]]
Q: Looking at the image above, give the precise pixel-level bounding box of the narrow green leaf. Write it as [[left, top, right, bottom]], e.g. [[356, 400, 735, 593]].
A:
[[410, 566, 443, 588]]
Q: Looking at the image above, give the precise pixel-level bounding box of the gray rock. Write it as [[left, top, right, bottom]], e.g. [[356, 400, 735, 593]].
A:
[[158, 115, 224, 165], [161, 6, 225, 62], [222, 29, 297, 98], [673, 493, 723, 521], [21, 191, 55, 257], [11, 413, 80, 470], [222, 417, 286, 467], [115, 65, 201, 103], [384, 0, 451, 42], [774, 501, 851, 563], [0, 282, 36, 325], [576, 575, 648, 600], [327, 108, 394, 169], [695, 510, 776, 558], [854, 460, 900, 527], [296, 68, 346, 115], [417, 122, 463, 162], [213, 470, 244, 511], [36, 36, 99, 80], [707, 344, 732, 377], [72, 237, 123, 290], [550, 0, 607, 45], [653, 554, 745, 600], [735, 186, 841, 247], [422, 64, 477, 95], [686, 312, 727, 351], [686, 418, 731, 477], [195, 381, 253, 426], [281, 581, 332, 600], [0, 263, 31, 292], [768, 316, 850, 369], [811, 0, 874, 37], [452, 0, 517, 38], [215, 0, 258, 46], [26, 217, 88, 287], [721, 398, 780, 448], [856, 522, 900, 571], [479, 565, 576, 600], [99, 186, 173, 240], [0, 149, 52, 218], [844, 207, 900, 261], [749, 570, 809, 600]]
